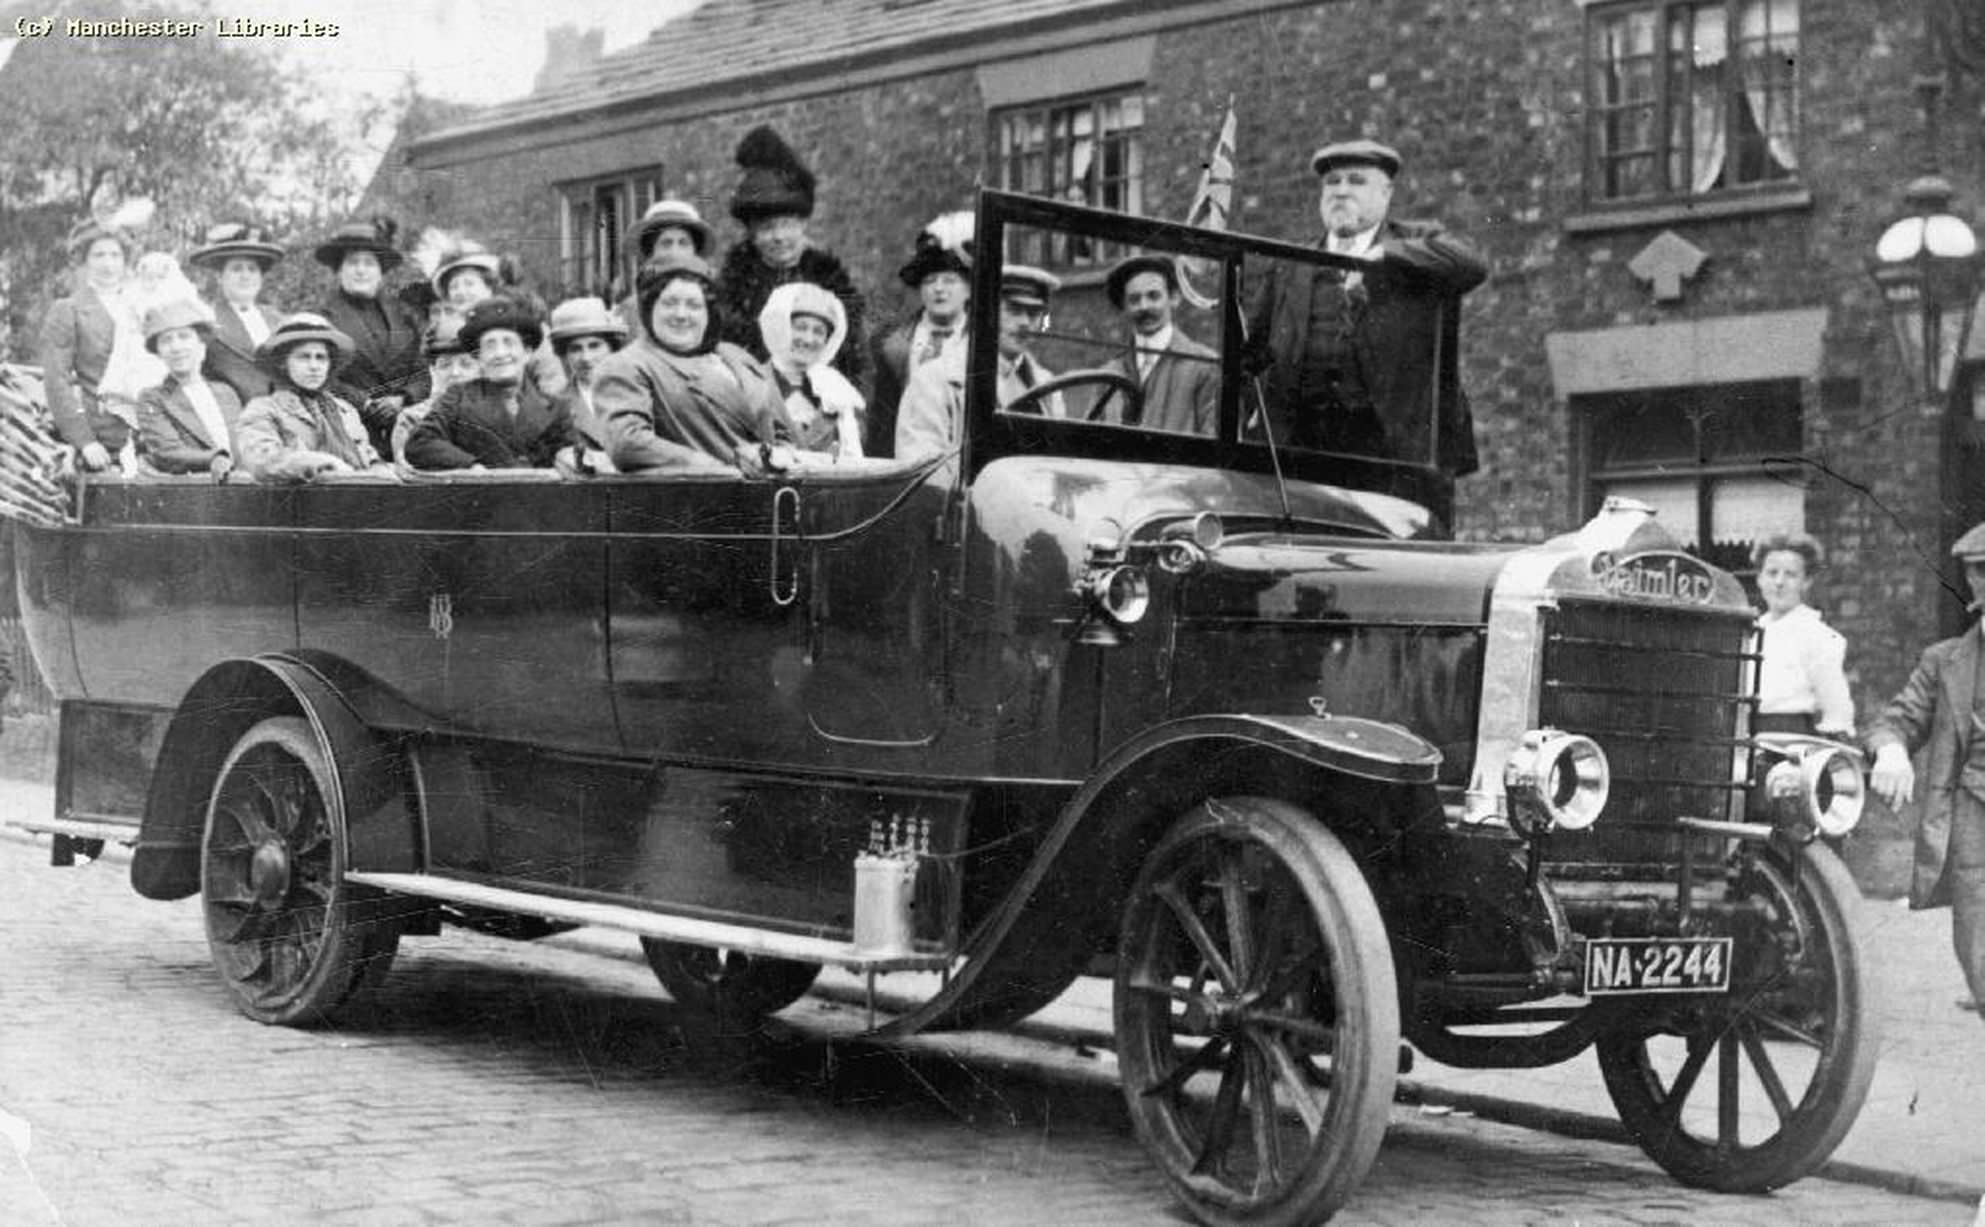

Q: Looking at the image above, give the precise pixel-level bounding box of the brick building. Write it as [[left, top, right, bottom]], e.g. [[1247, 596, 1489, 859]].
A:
[[378, 0, 1985, 718]]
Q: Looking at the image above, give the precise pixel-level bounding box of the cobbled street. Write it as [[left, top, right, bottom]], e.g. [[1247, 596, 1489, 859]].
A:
[[0, 829, 1968, 1227]]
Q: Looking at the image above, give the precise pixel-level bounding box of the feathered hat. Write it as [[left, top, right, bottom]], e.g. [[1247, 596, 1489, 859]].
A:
[[730, 125, 816, 223], [898, 211, 974, 288]]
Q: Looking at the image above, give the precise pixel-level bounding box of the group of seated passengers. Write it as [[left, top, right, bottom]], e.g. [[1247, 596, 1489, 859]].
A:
[[123, 259, 870, 482]]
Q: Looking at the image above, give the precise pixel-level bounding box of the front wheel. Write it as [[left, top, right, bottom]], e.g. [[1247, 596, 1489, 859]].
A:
[[1115, 796, 1399, 1227], [640, 939, 820, 1025], [201, 716, 400, 1026], [1595, 841, 1877, 1192]]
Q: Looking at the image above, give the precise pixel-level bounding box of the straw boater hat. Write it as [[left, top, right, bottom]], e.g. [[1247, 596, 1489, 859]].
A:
[[999, 265, 1061, 309], [729, 125, 816, 223], [626, 199, 713, 261], [1104, 254, 1181, 310], [1309, 138, 1403, 178], [312, 217, 404, 272], [256, 312, 355, 370], [546, 297, 629, 350], [898, 211, 974, 288], [430, 246, 504, 298], [189, 222, 285, 272], [141, 299, 216, 353], [457, 295, 546, 353]]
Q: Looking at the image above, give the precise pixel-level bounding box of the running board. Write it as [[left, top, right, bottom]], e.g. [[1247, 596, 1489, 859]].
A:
[[9, 815, 140, 844], [346, 872, 952, 973]]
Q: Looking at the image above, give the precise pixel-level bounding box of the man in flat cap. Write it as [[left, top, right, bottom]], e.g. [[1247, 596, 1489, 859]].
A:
[[896, 264, 1062, 481], [1868, 522, 1985, 1025], [1243, 139, 1486, 496], [1100, 253, 1220, 436]]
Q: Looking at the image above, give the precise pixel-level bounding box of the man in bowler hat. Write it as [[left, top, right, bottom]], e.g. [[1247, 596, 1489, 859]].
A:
[[1869, 521, 1985, 1024]]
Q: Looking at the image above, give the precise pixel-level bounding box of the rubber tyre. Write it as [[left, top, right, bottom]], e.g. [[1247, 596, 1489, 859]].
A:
[[1594, 841, 1877, 1192], [1115, 796, 1399, 1226], [201, 716, 400, 1026], [640, 939, 821, 1024]]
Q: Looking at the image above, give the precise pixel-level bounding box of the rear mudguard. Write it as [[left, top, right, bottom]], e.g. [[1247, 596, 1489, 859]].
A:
[[879, 712, 1443, 1036], [130, 652, 425, 900]]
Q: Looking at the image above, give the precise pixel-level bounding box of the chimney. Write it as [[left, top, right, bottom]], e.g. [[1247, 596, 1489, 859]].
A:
[[535, 24, 604, 93]]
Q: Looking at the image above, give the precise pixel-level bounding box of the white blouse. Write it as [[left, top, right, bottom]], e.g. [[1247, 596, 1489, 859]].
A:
[[1755, 603, 1854, 734]]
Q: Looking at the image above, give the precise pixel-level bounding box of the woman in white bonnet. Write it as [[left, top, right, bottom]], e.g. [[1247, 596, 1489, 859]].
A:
[[757, 281, 865, 460]]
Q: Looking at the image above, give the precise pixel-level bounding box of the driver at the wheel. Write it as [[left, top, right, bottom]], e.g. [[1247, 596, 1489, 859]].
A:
[[896, 264, 1062, 478]]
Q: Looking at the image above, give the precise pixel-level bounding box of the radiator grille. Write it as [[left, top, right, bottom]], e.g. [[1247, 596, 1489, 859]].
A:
[[1538, 598, 1756, 869]]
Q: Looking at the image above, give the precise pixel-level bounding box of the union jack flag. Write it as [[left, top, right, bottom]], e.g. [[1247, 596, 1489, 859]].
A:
[[1177, 99, 1237, 309]]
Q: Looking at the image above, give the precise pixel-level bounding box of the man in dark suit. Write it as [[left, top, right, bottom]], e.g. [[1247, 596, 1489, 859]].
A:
[[190, 223, 286, 405], [867, 211, 973, 457], [1100, 254, 1220, 436], [1243, 139, 1486, 481], [404, 296, 571, 470], [1869, 521, 1985, 1024]]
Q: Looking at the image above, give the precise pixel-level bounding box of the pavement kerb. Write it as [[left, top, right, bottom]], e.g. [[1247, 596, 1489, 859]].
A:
[[14, 824, 1979, 1210]]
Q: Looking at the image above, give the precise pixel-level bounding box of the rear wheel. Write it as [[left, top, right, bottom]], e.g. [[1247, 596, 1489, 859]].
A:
[[1595, 842, 1876, 1191], [640, 939, 820, 1024], [201, 717, 400, 1025], [1115, 796, 1398, 1226]]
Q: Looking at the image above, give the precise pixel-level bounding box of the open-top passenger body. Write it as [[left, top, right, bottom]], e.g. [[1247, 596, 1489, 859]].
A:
[[5, 191, 1877, 1225]]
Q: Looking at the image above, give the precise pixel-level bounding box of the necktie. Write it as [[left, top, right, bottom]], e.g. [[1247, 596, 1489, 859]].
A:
[[1137, 348, 1158, 382]]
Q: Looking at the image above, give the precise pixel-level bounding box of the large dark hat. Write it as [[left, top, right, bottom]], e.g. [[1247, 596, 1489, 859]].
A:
[[898, 211, 975, 288], [421, 313, 469, 359], [627, 198, 713, 261], [190, 222, 285, 272], [1104, 254, 1181, 310], [257, 312, 355, 370], [1310, 138, 1402, 178], [313, 216, 404, 272], [141, 299, 215, 353], [457, 294, 545, 352], [999, 264, 1062, 309], [730, 125, 816, 223]]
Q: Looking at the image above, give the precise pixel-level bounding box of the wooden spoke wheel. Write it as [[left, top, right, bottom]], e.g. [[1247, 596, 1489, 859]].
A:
[[640, 939, 820, 1024], [1595, 842, 1877, 1192], [201, 717, 400, 1026], [1115, 797, 1399, 1227]]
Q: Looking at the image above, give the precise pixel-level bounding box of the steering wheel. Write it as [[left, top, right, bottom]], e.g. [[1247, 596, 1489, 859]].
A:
[[1001, 368, 1144, 425]]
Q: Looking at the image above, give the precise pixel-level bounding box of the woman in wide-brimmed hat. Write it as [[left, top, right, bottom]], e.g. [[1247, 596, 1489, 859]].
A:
[[312, 216, 426, 453], [616, 198, 712, 333], [405, 295, 572, 471], [234, 312, 392, 482], [189, 222, 286, 404], [133, 298, 240, 480], [595, 253, 798, 476], [38, 218, 137, 471]]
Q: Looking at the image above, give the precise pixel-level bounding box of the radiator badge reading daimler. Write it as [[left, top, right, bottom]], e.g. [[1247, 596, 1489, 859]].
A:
[[1591, 550, 1717, 604]]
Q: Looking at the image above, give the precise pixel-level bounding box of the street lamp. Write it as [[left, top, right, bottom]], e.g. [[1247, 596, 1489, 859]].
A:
[[1868, 173, 1981, 406]]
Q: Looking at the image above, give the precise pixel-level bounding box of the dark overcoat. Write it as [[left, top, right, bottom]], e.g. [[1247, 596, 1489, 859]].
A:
[[403, 379, 573, 470]]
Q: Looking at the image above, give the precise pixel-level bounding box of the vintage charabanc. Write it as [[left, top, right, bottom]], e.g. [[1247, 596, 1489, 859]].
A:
[[3, 190, 1876, 1225]]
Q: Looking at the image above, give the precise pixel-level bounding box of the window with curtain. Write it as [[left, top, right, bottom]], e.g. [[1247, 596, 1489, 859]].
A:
[[1578, 379, 1805, 574], [992, 89, 1145, 267], [555, 169, 664, 300], [1587, 0, 1799, 203]]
